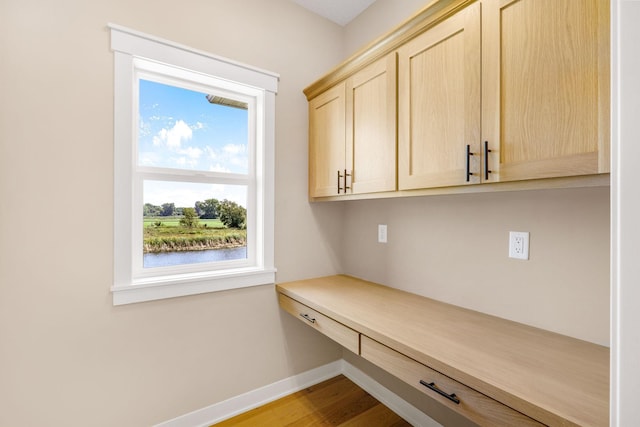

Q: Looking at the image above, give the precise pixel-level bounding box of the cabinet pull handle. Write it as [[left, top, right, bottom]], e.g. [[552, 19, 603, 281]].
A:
[[484, 141, 492, 180], [300, 313, 316, 323], [336, 170, 351, 194], [420, 380, 460, 404], [466, 144, 474, 182]]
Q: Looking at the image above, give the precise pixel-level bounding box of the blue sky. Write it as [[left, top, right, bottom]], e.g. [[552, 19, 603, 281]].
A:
[[138, 79, 248, 207]]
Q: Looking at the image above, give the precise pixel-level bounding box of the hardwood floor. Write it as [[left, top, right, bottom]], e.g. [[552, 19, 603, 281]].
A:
[[212, 375, 412, 426]]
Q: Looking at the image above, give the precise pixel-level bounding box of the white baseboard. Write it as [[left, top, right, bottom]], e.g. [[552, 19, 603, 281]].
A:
[[155, 360, 342, 427], [155, 358, 440, 427]]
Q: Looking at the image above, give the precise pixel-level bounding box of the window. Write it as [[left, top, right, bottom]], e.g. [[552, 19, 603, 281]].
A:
[[110, 24, 278, 305]]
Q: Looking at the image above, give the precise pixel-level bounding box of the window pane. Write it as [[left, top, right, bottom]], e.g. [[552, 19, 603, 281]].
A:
[[142, 181, 248, 268], [138, 79, 249, 174]]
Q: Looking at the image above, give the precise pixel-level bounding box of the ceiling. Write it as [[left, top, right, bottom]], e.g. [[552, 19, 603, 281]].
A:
[[290, 0, 378, 26]]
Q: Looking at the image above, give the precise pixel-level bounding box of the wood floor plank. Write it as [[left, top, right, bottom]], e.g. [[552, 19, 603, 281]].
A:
[[339, 403, 411, 427], [212, 375, 412, 427], [213, 377, 346, 427], [285, 387, 379, 426]]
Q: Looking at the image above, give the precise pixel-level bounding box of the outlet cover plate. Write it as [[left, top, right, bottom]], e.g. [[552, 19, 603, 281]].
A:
[[378, 224, 387, 243], [509, 231, 529, 260]]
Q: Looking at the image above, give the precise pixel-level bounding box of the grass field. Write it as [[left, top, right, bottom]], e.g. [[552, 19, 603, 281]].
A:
[[143, 216, 245, 253], [144, 216, 224, 228]]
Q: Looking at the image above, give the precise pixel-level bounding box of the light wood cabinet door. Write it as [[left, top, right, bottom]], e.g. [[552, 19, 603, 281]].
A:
[[309, 82, 346, 198], [482, 0, 610, 182], [398, 2, 481, 190], [309, 54, 397, 198], [346, 53, 397, 194]]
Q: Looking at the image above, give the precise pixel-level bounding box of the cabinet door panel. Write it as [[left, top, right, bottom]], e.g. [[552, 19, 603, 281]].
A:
[[482, 0, 610, 182], [346, 53, 397, 194], [398, 2, 481, 190], [309, 83, 346, 197]]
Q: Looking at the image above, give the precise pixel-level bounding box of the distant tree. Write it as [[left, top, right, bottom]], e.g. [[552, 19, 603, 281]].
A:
[[180, 208, 199, 228], [161, 203, 175, 217], [197, 198, 220, 219], [143, 203, 162, 217], [218, 199, 246, 229], [195, 201, 205, 217]]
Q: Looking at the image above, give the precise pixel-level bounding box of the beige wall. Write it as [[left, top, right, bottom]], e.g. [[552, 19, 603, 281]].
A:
[[342, 187, 610, 345], [345, 0, 428, 53], [0, 0, 346, 425]]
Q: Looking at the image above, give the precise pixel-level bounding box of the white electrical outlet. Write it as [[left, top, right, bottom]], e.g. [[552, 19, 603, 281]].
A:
[[509, 231, 529, 260], [378, 224, 387, 243]]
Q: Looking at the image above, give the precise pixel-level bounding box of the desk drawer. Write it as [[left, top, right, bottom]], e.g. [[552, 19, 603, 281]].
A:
[[278, 293, 360, 354], [360, 336, 543, 427]]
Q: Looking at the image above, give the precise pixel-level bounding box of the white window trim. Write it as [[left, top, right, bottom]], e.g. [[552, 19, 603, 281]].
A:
[[110, 24, 278, 305]]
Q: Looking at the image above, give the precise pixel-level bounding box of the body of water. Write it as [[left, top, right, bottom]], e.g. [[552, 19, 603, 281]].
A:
[[144, 246, 247, 268]]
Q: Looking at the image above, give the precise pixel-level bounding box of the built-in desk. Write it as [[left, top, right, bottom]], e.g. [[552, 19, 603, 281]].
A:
[[276, 275, 609, 427]]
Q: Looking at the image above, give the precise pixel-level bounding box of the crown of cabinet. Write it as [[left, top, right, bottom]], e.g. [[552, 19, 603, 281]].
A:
[[303, 0, 478, 101], [306, 0, 610, 201]]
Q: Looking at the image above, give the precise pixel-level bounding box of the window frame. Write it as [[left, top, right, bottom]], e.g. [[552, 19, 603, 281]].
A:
[[133, 63, 258, 278], [110, 24, 278, 305]]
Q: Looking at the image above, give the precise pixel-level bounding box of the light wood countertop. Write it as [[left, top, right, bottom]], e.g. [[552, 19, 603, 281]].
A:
[[276, 275, 609, 427]]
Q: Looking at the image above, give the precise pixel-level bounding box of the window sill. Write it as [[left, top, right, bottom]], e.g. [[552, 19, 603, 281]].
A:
[[111, 267, 277, 305]]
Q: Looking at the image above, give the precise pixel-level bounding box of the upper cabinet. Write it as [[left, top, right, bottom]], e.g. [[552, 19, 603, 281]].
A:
[[482, 0, 610, 183], [398, 2, 481, 190], [305, 0, 610, 199], [308, 82, 346, 198], [308, 53, 397, 198]]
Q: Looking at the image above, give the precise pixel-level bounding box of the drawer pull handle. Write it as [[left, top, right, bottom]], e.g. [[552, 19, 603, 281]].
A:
[[420, 380, 460, 404], [300, 313, 316, 324]]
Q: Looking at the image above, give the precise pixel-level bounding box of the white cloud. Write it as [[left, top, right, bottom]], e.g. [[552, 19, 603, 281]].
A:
[[168, 147, 203, 169], [223, 143, 245, 155], [179, 146, 203, 160], [204, 145, 248, 173], [167, 120, 192, 148], [205, 146, 217, 160], [153, 120, 193, 149], [139, 151, 161, 166], [145, 122, 249, 172], [153, 128, 167, 146]]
